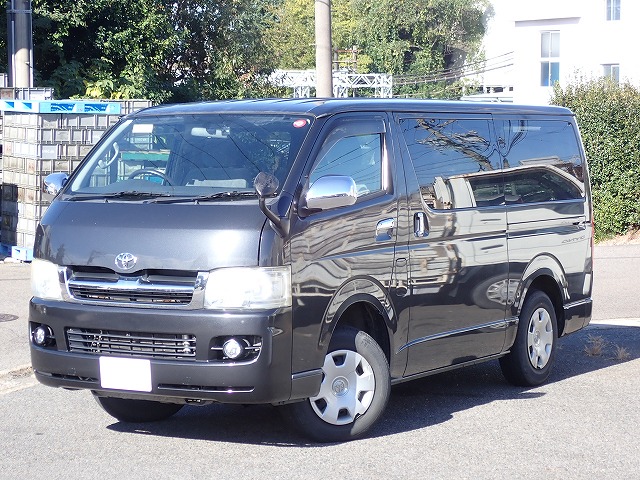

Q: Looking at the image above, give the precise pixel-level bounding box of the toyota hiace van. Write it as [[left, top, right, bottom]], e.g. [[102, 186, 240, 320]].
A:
[[30, 99, 593, 441]]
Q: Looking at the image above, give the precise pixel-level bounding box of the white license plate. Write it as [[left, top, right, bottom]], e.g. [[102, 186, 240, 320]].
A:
[[99, 356, 152, 392]]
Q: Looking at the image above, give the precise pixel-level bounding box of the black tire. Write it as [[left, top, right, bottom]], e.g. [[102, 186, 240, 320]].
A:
[[282, 327, 390, 442], [500, 290, 558, 387], [94, 395, 183, 423]]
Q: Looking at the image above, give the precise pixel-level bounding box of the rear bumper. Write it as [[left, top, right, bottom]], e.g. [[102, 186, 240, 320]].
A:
[[563, 297, 593, 335], [29, 298, 315, 404]]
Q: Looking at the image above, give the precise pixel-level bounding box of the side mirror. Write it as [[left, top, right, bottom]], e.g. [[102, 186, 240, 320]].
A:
[[43, 172, 69, 198], [254, 172, 289, 237], [304, 175, 358, 211], [254, 171, 279, 197]]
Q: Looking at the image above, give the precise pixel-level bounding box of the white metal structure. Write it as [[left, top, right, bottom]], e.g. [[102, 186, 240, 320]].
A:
[[270, 70, 393, 98]]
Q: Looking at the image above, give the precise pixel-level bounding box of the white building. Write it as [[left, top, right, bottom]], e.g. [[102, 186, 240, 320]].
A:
[[478, 0, 637, 104]]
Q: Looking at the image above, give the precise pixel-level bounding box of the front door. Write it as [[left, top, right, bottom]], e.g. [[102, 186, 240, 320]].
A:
[[288, 113, 404, 375]]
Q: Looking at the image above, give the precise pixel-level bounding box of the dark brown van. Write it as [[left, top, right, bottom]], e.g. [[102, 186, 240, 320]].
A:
[[30, 99, 593, 441]]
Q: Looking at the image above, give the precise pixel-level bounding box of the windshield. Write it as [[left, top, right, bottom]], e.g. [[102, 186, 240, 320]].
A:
[[68, 113, 313, 198]]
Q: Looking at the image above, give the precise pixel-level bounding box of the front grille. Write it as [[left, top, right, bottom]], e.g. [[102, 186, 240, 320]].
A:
[[67, 328, 197, 360], [65, 268, 199, 307], [68, 285, 193, 304]]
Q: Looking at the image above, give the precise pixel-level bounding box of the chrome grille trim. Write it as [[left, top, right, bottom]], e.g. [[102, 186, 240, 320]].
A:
[[68, 279, 194, 304], [67, 328, 197, 360], [60, 268, 208, 309]]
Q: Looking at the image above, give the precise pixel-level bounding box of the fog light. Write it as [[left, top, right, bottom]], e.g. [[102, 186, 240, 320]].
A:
[[33, 325, 53, 346], [222, 338, 245, 359]]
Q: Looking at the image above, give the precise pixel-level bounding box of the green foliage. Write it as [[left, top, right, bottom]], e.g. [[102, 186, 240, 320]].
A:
[[265, 0, 487, 86], [351, 0, 487, 76], [264, 0, 316, 70], [0, 0, 488, 101], [551, 77, 640, 240], [0, 1, 276, 102]]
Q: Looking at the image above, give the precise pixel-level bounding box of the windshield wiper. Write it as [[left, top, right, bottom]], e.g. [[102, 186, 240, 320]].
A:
[[148, 191, 258, 204], [67, 191, 173, 202]]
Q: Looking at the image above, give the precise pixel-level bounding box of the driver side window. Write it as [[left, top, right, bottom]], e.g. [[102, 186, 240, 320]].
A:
[[310, 133, 383, 197]]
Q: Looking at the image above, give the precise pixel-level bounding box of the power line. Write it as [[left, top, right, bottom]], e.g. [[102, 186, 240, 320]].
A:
[[394, 51, 514, 86]]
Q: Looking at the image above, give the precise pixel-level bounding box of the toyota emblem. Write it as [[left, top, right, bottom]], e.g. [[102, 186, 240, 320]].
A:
[[115, 252, 138, 270]]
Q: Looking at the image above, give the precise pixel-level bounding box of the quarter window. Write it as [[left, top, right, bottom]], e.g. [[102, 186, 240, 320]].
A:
[[497, 119, 585, 203]]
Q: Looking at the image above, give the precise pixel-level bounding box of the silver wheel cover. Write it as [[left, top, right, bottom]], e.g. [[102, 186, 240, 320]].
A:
[[309, 349, 376, 425], [527, 307, 554, 369]]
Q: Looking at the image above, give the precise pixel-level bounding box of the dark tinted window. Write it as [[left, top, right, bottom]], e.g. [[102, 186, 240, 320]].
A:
[[400, 117, 501, 209], [497, 119, 585, 202]]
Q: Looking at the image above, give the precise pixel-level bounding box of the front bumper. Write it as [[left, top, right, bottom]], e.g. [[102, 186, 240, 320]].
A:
[[29, 298, 301, 404]]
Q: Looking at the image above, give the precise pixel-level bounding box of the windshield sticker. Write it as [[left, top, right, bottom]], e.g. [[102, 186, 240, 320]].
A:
[[132, 123, 154, 134]]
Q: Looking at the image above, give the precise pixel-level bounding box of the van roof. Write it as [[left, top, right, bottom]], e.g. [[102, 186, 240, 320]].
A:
[[130, 98, 574, 118]]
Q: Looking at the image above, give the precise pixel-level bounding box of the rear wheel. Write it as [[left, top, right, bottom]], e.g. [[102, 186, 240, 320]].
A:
[[94, 395, 183, 423], [500, 290, 558, 386], [282, 327, 390, 442]]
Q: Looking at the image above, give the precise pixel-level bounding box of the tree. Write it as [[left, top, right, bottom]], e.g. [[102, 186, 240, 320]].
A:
[[265, 0, 487, 96], [0, 1, 279, 102], [352, 0, 487, 75], [551, 77, 640, 240]]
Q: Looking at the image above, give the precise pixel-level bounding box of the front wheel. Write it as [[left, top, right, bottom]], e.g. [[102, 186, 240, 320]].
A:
[[282, 327, 390, 442], [94, 395, 183, 423], [500, 290, 558, 386]]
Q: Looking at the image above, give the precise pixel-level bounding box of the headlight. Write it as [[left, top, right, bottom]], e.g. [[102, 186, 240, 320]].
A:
[[204, 266, 292, 310], [31, 259, 63, 301]]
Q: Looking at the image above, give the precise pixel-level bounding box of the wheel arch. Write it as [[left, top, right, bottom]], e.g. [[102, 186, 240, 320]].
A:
[[318, 276, 395, 363], [513, 254, 567, 336]]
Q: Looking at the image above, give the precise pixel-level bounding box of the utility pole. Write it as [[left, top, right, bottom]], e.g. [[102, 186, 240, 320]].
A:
[[315, 0, 332, 97], [7, 0, 34, 88]]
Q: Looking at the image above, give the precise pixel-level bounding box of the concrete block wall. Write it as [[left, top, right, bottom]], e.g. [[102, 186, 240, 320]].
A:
[[0, 99, 153, 251]]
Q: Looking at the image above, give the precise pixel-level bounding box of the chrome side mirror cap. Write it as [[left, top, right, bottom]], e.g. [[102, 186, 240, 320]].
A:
[[43, 172, 69, 197], [304, 175, 358, 211]]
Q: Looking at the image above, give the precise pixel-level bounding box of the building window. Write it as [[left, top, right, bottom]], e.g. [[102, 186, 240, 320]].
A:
[[541, 31, 560, 87], [603, 64, 620, 82], [607, 0, 621, 21]]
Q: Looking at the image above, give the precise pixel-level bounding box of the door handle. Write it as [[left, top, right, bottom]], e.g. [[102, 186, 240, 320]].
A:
[[414, 212, 429, 237], [376, 218, 395, 241]]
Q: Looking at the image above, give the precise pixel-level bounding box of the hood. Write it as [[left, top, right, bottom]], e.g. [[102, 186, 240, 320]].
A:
[[36, 200, 267, 272]]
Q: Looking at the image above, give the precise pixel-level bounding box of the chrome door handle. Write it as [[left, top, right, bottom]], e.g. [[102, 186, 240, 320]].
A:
[[414, 212, 429, 237], [376, 218, 395, 241]]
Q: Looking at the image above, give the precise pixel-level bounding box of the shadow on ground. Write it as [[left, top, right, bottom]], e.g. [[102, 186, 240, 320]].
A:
[[107, 324, 639, 446]]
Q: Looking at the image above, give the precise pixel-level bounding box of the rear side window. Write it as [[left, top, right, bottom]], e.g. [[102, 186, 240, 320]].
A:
[[496, 119, 585, 203], [400, 117, 501, 209]]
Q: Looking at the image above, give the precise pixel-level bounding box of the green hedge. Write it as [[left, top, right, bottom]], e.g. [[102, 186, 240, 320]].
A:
[[551, 78, 640, 241]]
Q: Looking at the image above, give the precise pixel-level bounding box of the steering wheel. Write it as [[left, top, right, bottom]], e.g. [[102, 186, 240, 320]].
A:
[[127, 168, 174, 186]]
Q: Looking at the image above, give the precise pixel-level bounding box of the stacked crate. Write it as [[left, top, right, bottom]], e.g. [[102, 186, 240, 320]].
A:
[[0, 99, 153, 251]]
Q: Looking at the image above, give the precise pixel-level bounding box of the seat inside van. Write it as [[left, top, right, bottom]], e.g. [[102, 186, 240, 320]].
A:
[[174, 134, 256, 188]]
